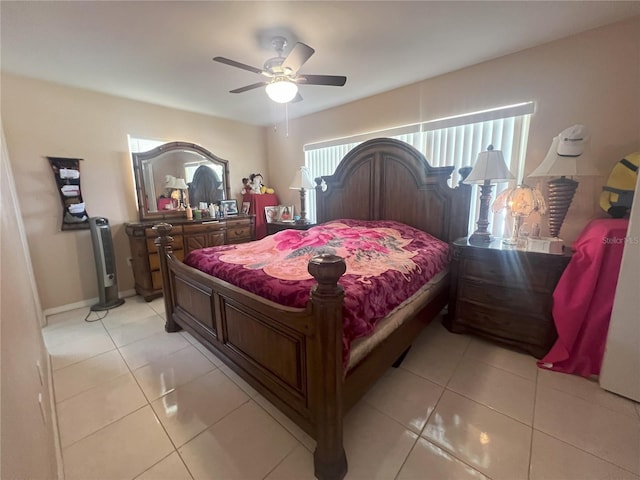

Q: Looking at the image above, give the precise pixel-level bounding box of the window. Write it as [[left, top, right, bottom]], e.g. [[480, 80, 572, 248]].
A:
[[304, 102, 534, 237], [127, 136, 166, 154]]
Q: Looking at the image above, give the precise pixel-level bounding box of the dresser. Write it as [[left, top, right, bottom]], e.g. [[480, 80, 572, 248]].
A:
[[125, 215, 254, 301], [443, 237, 572, 358]]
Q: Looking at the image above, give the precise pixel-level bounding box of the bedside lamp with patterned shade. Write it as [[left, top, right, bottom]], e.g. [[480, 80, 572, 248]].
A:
[[492, 183, 547, 245], [464, 145, 515, 244]]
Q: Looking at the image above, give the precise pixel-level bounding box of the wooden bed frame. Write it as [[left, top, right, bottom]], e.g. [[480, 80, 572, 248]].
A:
[[154, 138, 471, 479]]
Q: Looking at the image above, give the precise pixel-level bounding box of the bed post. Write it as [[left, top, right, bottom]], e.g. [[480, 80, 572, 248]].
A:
[[307, 254, 348, 480], [153, 223, 180, 333]]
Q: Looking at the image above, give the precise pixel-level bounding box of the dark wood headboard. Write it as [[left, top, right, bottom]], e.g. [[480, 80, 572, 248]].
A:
[[315, 138, 471, 243]]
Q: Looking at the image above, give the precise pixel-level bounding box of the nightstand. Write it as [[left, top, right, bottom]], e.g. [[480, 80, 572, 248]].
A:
[[443, 237, 572, 358], [266, 221, 316, 235]]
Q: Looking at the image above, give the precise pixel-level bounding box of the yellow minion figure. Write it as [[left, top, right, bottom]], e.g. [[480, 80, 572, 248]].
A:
[[600, 152, 639, 218]]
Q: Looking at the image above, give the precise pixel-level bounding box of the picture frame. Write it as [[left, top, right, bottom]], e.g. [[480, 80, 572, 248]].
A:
[[264, 206, 279, 223], [219, 199, 238, 216], [241, 201, 250, 215], [278, 205, 295, 222]]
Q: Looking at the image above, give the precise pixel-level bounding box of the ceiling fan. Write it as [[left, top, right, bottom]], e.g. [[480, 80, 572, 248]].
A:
[[213, 36, 347, 104]]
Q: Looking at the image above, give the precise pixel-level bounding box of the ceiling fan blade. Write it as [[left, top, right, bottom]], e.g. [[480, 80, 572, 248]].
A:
[[291, 92, 304, 103], [298, 74, 347, 87], [230, 82, 268, 94], [213, 56, 265, 75], [281, 42, 315, 74]]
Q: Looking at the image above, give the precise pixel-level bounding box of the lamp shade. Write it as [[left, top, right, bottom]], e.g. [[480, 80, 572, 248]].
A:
[[492, 184, 547, 217], [529, 133, 599, 178], [289, 166, 315, 190], [265, 78, 298, 103], [465, 145, 515, 184], [173, 178, 188, 190]]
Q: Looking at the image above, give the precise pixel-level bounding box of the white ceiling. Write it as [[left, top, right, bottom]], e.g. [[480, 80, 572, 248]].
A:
[[2, 1, 639, 127]]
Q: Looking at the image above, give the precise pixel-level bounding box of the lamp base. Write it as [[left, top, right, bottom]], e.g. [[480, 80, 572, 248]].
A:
[[468, 231, 492, 244], [547, 177, 578, 238]]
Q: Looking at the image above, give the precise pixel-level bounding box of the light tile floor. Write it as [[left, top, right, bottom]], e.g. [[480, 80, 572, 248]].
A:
[[44, 296, 640, 480]]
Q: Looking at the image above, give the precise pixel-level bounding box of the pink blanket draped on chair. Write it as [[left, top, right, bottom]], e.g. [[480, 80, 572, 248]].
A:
[[183, 219, 450, 365], [538, 218, 630, 377]]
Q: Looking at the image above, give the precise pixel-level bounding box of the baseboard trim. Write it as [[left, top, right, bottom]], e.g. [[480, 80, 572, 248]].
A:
[[43, 289, 138, 318]]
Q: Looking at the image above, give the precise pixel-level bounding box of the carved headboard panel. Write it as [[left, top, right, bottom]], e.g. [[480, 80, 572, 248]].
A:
[[315, 138, 471, 243]]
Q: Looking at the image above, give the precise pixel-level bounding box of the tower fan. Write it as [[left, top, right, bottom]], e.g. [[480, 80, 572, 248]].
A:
[[89, 217, 124, 311]]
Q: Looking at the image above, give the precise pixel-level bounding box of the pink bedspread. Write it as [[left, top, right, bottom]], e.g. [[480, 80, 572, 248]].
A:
[[184, 219, 449, 362], [539, 218, 629, 376]]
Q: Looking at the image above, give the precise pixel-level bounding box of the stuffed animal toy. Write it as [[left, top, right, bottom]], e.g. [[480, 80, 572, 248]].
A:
[[248, 173, 275, 195], [600, 152, 639, 218], [249, 173, 263, 194], [241, 177, 252, 195]]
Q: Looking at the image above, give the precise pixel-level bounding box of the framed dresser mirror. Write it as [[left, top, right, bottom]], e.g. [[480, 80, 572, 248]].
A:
[[132, 141, 231, 221]]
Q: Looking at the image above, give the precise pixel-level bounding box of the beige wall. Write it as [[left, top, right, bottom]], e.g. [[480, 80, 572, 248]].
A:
[[1, 75, 266, 310], [266, 16, 640, 244]]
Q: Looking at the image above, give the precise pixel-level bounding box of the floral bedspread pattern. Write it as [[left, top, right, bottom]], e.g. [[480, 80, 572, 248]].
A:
[[184, 219, 449, 363]]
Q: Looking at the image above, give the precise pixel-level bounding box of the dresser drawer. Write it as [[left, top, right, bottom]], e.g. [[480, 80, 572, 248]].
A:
[[226, 225, 252, 243], [146, 234, 183, 252], [145, 225, 183, 238], [183, 222, 225, 234], [149, 249, 184, 271]]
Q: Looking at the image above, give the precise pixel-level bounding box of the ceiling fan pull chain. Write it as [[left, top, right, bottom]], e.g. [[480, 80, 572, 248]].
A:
[[285, 102, 290, 137]]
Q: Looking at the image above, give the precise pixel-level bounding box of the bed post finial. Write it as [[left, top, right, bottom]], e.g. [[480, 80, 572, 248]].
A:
[[153, 223, 180, 333], [307, 254, 348, 480], [308, 254, 346, 294]]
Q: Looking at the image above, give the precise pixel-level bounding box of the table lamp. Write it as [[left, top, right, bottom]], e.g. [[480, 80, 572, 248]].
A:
[[464, 145, 515, 244], [528, 125, 598, 238], [289, 166, 315, 224], [492, 184, 546, 245], [166, 177, 188, 209]]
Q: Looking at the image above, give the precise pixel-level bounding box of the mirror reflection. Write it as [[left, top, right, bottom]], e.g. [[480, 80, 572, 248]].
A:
[[132, 142, 231, 221]]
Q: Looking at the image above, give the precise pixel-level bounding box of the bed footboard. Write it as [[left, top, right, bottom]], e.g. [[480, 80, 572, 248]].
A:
[[154, 223, 348, 480]]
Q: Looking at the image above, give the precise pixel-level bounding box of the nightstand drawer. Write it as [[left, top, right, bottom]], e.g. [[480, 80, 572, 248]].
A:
[[455, 300, 554, 343], [461, 254, 564, 292], [458, 278, 550, 313]]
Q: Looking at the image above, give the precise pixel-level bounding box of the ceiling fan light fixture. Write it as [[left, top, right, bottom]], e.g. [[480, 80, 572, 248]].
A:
[[265, 78, 298, 103]]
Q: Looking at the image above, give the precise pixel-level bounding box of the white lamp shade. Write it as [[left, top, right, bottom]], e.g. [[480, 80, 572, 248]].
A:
[[173, 178, 188, 190], [265, 79, 298, 103], [465, 146, 515, 184], [529, 135, 599, 177], [289, 167, 315, 190]]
